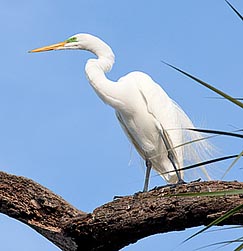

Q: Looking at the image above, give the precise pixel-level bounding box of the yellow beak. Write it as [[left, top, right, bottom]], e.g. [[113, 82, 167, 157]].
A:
[[29, 41, 67, 53]]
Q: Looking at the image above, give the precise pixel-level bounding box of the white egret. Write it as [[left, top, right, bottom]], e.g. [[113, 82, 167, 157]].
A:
[[30, 33, 209, 192]]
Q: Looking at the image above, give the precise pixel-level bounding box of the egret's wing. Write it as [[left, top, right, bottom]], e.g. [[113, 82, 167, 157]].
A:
[[134, 73, 211, 180], [135, 74, 184, 154]]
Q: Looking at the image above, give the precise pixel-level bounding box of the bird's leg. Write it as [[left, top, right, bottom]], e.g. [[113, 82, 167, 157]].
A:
[[160, 129, 185, 185], [167, 151, 185, 184], [143, 159, 152, 192], [114, 160, 152, 200], [113, 159, 152, 199]]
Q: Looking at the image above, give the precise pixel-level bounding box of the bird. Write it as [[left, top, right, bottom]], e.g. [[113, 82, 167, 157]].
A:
[[30, 33, 210, 192]]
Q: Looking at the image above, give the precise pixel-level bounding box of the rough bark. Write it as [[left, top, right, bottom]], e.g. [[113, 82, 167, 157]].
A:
[[0, 171, 243, 251]]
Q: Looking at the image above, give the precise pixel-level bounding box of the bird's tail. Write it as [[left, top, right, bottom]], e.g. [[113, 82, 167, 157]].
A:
[[172, 101, 213, 181]]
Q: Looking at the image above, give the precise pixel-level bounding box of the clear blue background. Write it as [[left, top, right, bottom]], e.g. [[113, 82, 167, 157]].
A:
[[0, 1, 242, 250]]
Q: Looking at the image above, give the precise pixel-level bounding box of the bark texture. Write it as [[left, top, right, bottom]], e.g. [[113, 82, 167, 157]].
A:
[[0, 171, 243, 251]]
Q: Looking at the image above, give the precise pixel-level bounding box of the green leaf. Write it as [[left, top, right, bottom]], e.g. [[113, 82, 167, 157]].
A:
[[222, 149, 243, 179], [161, 61, 243, 109], [194, 237, 243, 251], [207, 225, 243, 233], [225, 0, 243, 21], [208, 96, 243, 101], [185, 129, 243, 179], [235, 242, 243, 251], [171, 132, 216, 151], [235, 243, 243, 251], [168, 189, 243, 197], [188, 128, 243, 139], [183, 204, 243, 243], [161, 154, 239, 175]]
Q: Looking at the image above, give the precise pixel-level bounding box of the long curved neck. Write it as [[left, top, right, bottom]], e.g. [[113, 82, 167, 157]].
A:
[[84, 36, 122, 107]]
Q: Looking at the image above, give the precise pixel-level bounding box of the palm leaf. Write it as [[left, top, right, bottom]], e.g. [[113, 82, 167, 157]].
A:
[[208, 96, 243, 101], [188, 128, 243, 139], [172, 132, 216, 150], [225, 0, 243, 21], [194, 237, 243, 251], [168, 189, 243, 198], [206, 225, 243, 233], [161, 61, 243, 109], [235, 242, 243, 251], [222, 149, 243, 179], [183, 204, 243, 243], [161, 154, 239, 175], [186, 129, 243, 178]]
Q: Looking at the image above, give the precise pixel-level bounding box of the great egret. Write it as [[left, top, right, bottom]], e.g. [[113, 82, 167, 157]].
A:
[[30, 33, 209, 192]]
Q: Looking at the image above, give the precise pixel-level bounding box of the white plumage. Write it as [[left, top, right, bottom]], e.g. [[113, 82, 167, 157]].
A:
[[30, 33, 210, 191]]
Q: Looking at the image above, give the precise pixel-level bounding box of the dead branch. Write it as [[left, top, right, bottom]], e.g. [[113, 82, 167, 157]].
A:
[[0, 171, 243, 251]]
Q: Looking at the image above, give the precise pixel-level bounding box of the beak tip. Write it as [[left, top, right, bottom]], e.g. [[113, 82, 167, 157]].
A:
[[28, 41, 66, 54]]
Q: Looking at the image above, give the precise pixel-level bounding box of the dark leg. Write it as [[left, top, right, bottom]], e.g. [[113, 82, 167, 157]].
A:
[[160, 129, 185, 184], [113, 159, 152, 200], [143, 159, 152, 192], [167, 151, 185, 184]]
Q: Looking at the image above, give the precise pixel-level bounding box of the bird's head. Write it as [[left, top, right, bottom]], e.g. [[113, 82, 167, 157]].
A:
[[29, 33, 115, 71], [29, 33, 98, 53]]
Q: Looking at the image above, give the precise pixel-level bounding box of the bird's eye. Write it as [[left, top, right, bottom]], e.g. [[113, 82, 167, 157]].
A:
[[66, 37, 78, 43]]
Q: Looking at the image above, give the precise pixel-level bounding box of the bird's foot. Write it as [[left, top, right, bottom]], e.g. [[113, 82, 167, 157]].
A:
[[190, 178, 201, 183], [177, 178, 187, 185], [113, 195, 129, 200], [132, 191, 144, 199], [113, 190, 145, 200], [150, 182, 183, 191], [113, 178, 199, 200], [161, 179, 187, 189], [150, 178, 201, 192]]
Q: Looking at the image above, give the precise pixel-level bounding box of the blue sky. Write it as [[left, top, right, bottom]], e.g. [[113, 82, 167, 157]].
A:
[[0, 1, 243, 250]]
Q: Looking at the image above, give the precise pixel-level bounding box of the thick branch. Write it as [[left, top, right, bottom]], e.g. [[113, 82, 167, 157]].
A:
[[1, 171, 243, 251], [0, 171, 85, 250]]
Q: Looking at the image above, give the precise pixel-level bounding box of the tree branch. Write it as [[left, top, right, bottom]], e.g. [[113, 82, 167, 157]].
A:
[[1, 171, 243, 251]]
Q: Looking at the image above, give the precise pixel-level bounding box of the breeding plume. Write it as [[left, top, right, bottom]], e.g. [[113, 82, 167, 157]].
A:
[[30, 33, 209, 191]]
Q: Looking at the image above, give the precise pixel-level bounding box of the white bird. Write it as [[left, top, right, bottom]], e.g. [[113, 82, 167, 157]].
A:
[[30, 33, 210, 192]]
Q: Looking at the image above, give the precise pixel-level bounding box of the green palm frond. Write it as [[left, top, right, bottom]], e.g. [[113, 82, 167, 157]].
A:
[[188, 128, 243, 139], [193, 237, 243, 251], [222, 149, 243, 179], [161, 154, 239, 175], [207, 97, 243, 101], [183, 204, 243, 243], [206, 225, 243, 233], [225, 0, 243, 21], [235, 242, 243, 251], [161, 60, 243, 109], [167, 189, 243, 197]]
